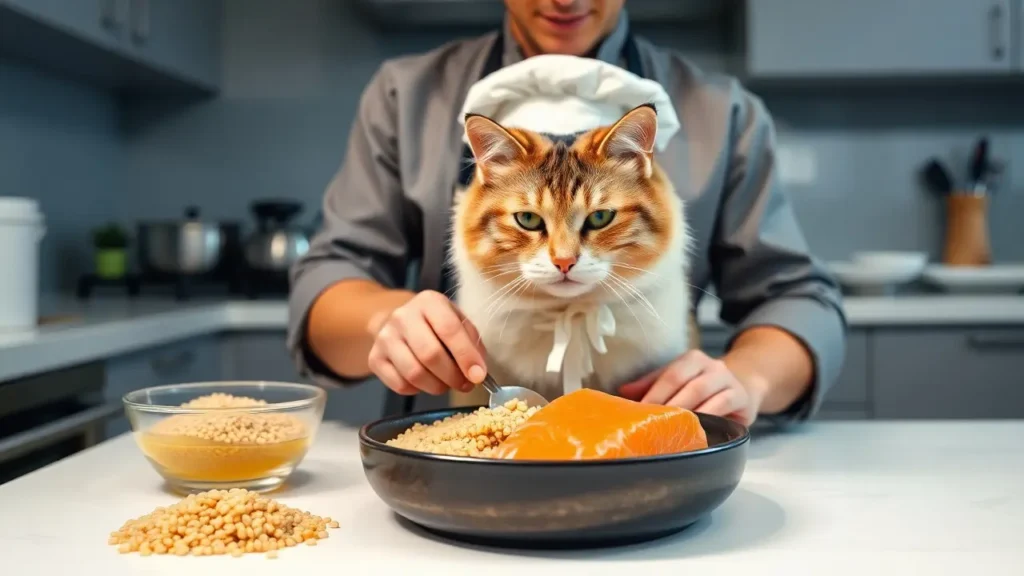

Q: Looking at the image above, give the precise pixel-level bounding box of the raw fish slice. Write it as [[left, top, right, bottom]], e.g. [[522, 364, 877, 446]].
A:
[[494, 388, 708, 460]]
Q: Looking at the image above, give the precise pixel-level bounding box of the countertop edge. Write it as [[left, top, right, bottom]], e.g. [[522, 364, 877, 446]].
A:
[[4, 296, 1024, 382]]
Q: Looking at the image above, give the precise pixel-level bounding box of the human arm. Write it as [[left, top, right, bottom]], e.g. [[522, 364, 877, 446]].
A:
[[711, 83, 847, 423], [619, 82, 846, 426], [288, 65, 486, 392], [287, 65, 413, 384]]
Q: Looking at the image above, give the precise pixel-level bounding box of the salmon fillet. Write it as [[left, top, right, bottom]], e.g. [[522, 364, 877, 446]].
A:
[[493, 389, 709, 460]]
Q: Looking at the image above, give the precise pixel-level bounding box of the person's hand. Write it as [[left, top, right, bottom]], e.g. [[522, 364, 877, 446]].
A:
[[618, 350, 764, 426], [367, 290, 487, 396]]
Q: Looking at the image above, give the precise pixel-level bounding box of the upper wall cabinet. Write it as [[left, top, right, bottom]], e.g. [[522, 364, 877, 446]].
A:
[[746, 0, 1017, 79], [120, 0, 222, 91], [0, 0, 222, 95]]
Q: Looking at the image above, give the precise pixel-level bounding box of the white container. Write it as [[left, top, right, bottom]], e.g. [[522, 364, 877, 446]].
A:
[[0, 197, 46, 330]]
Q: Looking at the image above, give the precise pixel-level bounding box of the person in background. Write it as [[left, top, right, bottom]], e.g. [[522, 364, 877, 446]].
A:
[[287, 0, 846, 427]]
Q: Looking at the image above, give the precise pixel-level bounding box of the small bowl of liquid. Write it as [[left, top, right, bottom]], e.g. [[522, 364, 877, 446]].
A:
[[123, 381, 326, 494]]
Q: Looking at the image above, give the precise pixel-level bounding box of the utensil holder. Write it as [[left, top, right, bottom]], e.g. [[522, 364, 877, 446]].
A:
[[942, 194, 991, 266]]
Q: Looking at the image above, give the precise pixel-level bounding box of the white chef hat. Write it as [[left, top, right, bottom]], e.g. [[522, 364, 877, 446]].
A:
[[458, 53, 680, 152]]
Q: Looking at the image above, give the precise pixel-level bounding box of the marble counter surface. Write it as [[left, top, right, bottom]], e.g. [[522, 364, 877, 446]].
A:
[[1, 420, 1021, 575]]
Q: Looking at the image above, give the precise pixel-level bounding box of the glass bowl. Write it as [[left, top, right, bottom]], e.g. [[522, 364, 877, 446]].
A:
[[123, 381, 326, 494]]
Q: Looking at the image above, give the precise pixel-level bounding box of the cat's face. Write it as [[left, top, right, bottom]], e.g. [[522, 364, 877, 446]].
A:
[[455, 104, 679, 300]]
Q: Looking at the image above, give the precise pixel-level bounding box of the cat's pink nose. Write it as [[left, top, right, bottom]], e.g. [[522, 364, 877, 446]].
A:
[[552, 256, 577, 274]]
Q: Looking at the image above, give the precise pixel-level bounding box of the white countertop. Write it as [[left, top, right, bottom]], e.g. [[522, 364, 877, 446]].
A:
[[4, 294, 1024, 382], [1, 421, 1021, 575]]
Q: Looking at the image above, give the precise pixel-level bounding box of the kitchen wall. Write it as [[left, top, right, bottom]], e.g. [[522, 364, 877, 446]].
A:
[[0, 58, 122, 292], [7, 0, 1024, 295]]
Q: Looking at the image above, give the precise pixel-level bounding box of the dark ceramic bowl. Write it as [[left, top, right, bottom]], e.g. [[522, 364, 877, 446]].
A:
[[359, 407, 749, 549]]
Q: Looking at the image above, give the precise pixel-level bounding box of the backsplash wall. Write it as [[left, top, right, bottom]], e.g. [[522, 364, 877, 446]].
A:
[[0, 58, 122, 292], [8, 0, 1021, 296], [119, 0, 1023, 265]]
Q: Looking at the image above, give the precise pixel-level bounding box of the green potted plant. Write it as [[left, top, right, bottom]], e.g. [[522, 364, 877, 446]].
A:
[[92, 223, 129, 280]]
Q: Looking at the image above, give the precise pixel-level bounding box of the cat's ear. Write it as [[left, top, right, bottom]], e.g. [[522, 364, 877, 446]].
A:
[[464, 114, 528, 184], [597, 103, 658, 178]]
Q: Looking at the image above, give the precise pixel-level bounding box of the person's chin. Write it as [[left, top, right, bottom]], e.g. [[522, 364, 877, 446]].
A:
[[536, 36, 598, 57], [539, 280, 595, 299]]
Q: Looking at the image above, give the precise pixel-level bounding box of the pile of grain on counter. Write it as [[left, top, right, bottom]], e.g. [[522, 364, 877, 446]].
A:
[[109, 488, 339, 559], [386, 399, 540, 457]]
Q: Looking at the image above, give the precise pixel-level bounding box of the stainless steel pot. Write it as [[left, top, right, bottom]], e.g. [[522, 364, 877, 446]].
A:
[[137, 207, 225, 275], [243, 200, 310, 272]]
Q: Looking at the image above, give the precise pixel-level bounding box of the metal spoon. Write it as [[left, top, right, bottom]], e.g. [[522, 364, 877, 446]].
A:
[[480, 372, 548, 409]]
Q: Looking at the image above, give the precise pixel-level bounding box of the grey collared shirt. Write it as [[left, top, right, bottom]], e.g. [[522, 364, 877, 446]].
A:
[[287, 14, 848, 425]]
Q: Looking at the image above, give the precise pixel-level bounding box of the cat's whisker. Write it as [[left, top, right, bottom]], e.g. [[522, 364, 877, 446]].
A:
[[483, 276, 527, 325], [600, 279, 651, 355], [613, 263, 720, 303], [607, 271, 658, 315], [479, 262, 521, 272], [684, 282, 721, 302], [478, 269, 519, 283], [611, 262, 663, 279], [497, 278, 532, 346], [608, 272, 666, 328]]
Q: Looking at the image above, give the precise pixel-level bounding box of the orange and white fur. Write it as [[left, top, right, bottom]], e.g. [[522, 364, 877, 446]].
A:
[[451, 104, 692, 401]]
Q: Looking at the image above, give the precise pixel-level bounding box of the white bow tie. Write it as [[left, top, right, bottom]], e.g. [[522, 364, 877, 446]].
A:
[[533, 303, 616, 395]]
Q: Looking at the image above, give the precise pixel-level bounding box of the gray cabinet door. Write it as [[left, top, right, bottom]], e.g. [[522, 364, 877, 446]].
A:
[[873, 328, 1024, 419], [222, 332, 388, 427], [3, 0, 125, 51], [747, 0, 1014, 77], [123, 0, 222, 89], [104, 336, 224, 437]]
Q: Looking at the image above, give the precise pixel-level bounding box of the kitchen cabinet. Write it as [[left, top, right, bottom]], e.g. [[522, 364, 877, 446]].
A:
[[872, 328, 1024, 419], [745, 0, 1015, 78], [2, 0, 126, 51], [701, 328, 870, 420], [103, 335, 225, 437], [121, 0, 222, 91], [221, 331, 388, 427], [0, 0, 222, 94]]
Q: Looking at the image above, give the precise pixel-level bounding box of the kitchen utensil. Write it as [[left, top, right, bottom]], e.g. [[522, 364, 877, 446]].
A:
[[243, 200, 310, 272], [359, 407, 748, 548], [967, 137, 989, 195], [481, 373, 548, 409], [123, 381, 326, 494], [921, 264, 1024, 294], [0, 197, 46, 331], [137, 207, 225, 275], [920, 158, 954, 195]]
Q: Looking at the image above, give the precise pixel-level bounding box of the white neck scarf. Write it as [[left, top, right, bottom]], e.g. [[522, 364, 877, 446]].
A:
[[533, 302, 616, 394]]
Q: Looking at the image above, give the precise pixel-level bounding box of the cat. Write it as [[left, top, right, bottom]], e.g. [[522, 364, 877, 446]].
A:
[[450, 103, 693, 401]]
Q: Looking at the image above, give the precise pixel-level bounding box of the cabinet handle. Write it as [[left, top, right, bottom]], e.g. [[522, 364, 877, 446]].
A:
[[130, 0, 150, 43], [149, 350, 196, 374], [100, 0, 127, 31], [988, 3, 1005, 61], [0, 402, 122, 465], [966, 334, 1024, 350]]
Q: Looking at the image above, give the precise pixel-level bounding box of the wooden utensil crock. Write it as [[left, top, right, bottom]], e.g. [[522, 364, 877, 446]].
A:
[[942, 193, 991, 267]]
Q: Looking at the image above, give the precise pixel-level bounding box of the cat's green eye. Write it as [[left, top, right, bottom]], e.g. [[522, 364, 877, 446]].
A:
[[514, 211, 544, 231], [585, 209, 616, 230]]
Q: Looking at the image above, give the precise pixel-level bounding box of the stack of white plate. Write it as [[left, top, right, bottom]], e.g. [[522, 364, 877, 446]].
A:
[[920, 264, 1024, 294], [828, 251, 928, 295]]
